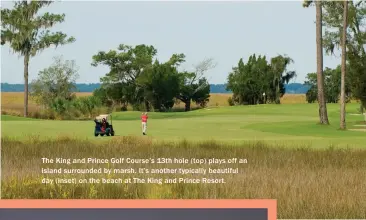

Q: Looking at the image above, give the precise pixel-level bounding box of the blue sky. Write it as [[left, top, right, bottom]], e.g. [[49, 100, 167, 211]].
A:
[[1, 1, 342, 84]]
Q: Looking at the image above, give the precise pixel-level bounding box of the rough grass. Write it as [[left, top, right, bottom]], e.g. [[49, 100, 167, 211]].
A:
[[1, 136, 365, 219], [0, 92, 91, 116], [1, 92, 308, 115]]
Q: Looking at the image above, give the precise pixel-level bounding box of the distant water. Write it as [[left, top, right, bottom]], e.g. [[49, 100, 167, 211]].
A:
[[1, 83, 310, 94]]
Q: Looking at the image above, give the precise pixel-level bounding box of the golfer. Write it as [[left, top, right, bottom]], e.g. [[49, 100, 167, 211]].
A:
[[141, 112, 148, 135]]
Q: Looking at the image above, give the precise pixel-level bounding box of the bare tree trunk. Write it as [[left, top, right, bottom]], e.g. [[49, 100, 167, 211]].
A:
[[276, 80, 280, 104], [185, 100, 191, 112], [23, 53, 30, 117], [144, 100, 150, 112], [360, 102, 364, 115], [316, 1, 329, 125], [340, 0, 348, 130]]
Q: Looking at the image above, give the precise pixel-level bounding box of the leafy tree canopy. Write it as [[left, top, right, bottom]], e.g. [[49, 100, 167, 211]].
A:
[[227, 54, 296, 105]]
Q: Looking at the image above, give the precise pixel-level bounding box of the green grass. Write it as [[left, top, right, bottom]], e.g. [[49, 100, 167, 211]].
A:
[[1, 103, 365, 148], [1, 115, 42, 121], [247, 120, 364, 138]]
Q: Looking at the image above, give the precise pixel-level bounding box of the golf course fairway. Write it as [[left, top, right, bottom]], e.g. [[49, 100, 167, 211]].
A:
[[2, 103, 365, 148]]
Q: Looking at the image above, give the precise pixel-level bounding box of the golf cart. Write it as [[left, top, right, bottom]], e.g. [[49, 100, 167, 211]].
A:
[[94, 114, 115, 137]]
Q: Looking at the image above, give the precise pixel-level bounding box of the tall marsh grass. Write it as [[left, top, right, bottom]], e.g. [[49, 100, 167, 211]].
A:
[[1, 136, 365, 218]]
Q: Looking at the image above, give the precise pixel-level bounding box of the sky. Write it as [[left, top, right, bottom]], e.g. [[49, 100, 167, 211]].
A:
[[1, 0, 343, 84]]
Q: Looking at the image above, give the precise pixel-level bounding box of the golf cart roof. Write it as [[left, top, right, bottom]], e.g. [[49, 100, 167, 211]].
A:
[[95, 114, 110, 120]]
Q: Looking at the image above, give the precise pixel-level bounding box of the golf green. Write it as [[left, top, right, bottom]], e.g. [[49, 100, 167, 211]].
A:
[[1, 103, 365, 148]]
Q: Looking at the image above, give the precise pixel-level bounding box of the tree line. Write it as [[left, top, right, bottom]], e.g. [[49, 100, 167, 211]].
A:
[[305, 66, 352, 104], [90, 44, 214, 112], [1, 1, 365, 127], [226, 54, 296, 105]]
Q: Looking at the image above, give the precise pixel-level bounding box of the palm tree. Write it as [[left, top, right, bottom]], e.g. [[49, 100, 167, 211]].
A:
[[340, 0, 348, 130], [1, 1, 75, 117], [303, 0, 330, 125], [270, 55, 295, 104]]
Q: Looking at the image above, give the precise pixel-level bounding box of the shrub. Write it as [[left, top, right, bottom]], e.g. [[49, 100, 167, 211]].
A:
[[35, 95, 104, 120], [121, 105, 128, 111], [1, 109, 22, 117], [228, 97, 235, 106]]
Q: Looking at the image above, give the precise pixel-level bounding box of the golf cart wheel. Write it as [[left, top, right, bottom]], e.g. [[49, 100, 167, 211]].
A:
[[106, 133, 110, 136], [111, 132, 115, 136], [94, 133, 99, 137], [101, 133, 105, 136]]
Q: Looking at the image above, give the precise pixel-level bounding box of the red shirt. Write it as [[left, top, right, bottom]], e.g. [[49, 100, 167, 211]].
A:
[[141, 115, 148, 122]]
